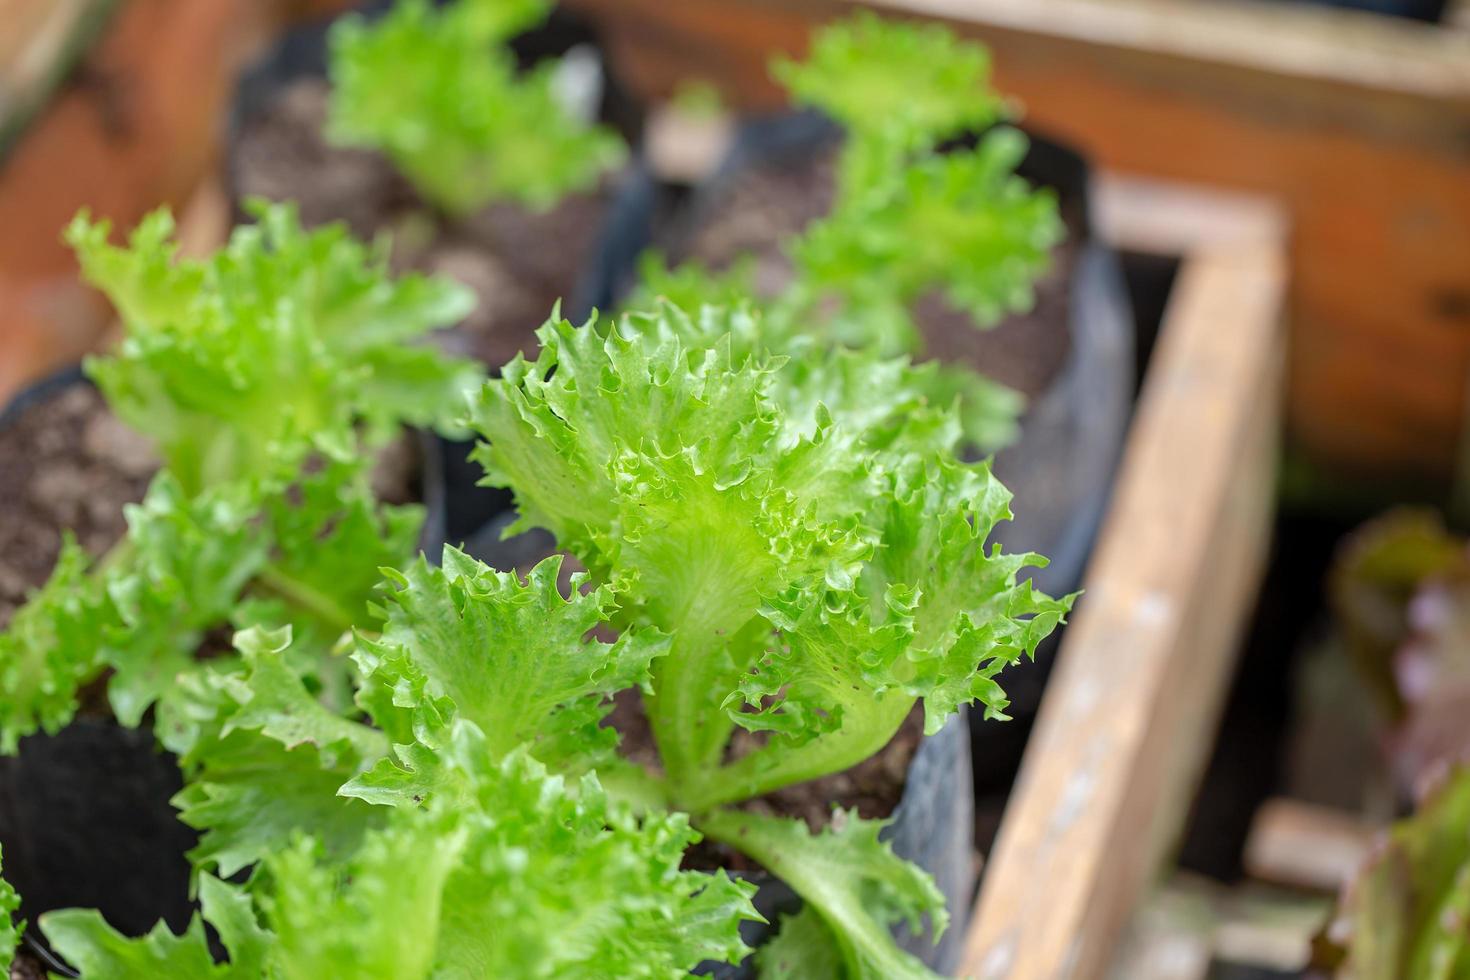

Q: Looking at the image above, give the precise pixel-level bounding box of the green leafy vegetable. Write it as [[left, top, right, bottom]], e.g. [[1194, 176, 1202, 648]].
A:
[[463, 302, 1066, 971], [344, 548, 668, 804], [167, 626, 388, 877], [792, 128, 1062, 348], [471, 305, 1068, 812], [68, 201, 480, 494], [42, 725, 759, 978], [1, 456, 420, 754], [42, 875, 269, 979], [773, 10, 1006, 193], [632, 15, 1058, 452], [328, 0, 625, 215]]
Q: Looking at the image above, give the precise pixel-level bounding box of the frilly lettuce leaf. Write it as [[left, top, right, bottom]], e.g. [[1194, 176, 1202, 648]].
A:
[[343, 548, 668, 804], [327, 0, 624, 215], [470, 304, 1064, 808], [793, 127, 1061, 344], [772, 11, 1006, 192], [68, 201, 480, 494], [701, 807, 946, 980], [622, 288, 1021, 452], [422, 726, 758, 978], [40, 874, 269, 979], [0, 536, 111, 752], [167, 627, 387, 878]]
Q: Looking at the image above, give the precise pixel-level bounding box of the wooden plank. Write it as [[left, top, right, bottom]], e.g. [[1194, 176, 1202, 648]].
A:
[[959, 228, 1286, 978], [0, 0, 120, 157], [1242, 797, 1375, 893], [562, 0, 1470, 483]]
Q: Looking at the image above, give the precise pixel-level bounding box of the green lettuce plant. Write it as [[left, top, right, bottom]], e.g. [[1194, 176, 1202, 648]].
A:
[[633, 14, 1062, 450], [327, 0, 626, 216], [0, 202, 481, 752], [461, 303, 1070, 972]]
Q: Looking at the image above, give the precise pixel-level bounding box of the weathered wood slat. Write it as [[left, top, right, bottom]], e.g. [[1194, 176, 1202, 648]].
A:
[[958, 219, 1285, 977]]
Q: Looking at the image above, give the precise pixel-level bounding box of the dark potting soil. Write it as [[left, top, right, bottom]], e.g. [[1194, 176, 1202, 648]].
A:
[[233, 77, 619, 370], [674, 141, 1083, 400], [0, 384, 155, 628], [604, 690, 924, 873], [10, 949, 45, 980]]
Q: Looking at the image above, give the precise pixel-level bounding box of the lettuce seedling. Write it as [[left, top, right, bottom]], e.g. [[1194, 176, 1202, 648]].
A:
[[327, 0, 626, 216], [67, 200, 479, 494], [773, 11, 1006, 196], [636, 15, 1061, 450], [0, 203, 480, 752]]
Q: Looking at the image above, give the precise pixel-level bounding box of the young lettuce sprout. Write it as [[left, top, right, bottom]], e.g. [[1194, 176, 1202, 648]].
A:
[[459, 303, 1069, 973], [773, 10, 1006, 195], [327, 0, 626, 216], [471, 304, 1069, 808], [0, 203, 480, 752], [67, 200, 479, 494], [635, 14, 1062, 451]]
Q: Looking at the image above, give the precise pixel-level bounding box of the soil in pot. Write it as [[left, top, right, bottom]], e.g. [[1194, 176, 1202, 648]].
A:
[[0, 381, 155, 627], [232, 77, 623, 371], [665, 135, 1086, 401]]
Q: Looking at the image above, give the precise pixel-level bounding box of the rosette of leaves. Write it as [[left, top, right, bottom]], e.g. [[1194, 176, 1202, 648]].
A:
[[327, 0, 625, 215], [461, 303, 1069, 973], [68, 200, 480, 494], [1315, 766, 1470, 978]]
